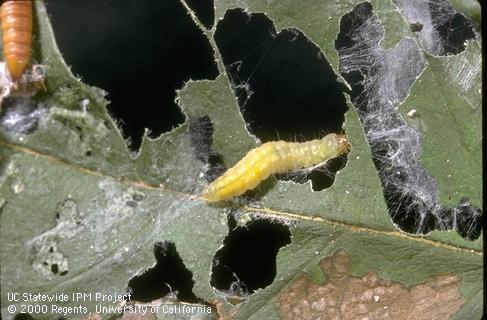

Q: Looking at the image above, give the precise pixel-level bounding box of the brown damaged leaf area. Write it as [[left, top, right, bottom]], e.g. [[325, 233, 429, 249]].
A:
[[119, 313, 156, 320], [213, 298, 238, 320], [275, 249, 464, 320]]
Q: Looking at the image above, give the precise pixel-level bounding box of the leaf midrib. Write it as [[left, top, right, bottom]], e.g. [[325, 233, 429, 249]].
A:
[[1, 140, 481, 256]]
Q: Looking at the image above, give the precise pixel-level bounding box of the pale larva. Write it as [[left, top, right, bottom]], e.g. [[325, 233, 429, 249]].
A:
[[202, 133, 350, 202]]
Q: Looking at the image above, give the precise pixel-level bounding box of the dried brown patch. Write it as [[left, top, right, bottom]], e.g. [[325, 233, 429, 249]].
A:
[[212, 298, 238, 320], [120, 313, 156, 320], [275, 249, 464, 320]]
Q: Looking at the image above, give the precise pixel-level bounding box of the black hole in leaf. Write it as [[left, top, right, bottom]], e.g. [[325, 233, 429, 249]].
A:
[[215, 9, 348, 140], [128, 241, 201, 303], [49, 247, 54, 253], [335, 2, 482, 240], [409, 22, 423, 32], [0, 97, 43, 135], [340, 71, 365, 95], [211, 215, 291, 294], [394, 0, 476, 55], [383, 184, 436, 234], [428, 0, 475, 54], [214, 9, 349, 191], [310, 154, 348, 191], [51, 264, 59, 274], [85, 150, 92, 157], [60, 270, 68, 276], [46, 0, 219, 151], [276, 153, 349, 191], [184, 0, 214, 29], [454, 199, 482, 240]]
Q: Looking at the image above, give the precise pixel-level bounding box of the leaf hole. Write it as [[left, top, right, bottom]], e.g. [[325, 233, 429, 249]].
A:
[[74, 126, 84, 140], [51, 263, 59, 274], [127, 241, 203, 303], [395, 0, 476, 55], [425, 0, 476, 54], [409, 22, 423, 32], [278, 153, 350, 191], [210, 215, 291, 297], [335, 2, 482, 240], [46, 0, 219, 151]]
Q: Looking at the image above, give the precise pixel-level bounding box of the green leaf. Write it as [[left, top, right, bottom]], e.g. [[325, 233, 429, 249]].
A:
[[1, 1, 482, 320], [400, 41, 482, 207]]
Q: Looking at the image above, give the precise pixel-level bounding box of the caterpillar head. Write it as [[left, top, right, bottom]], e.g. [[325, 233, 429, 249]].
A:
[[335, 134, 351, 155], [315, 134, 351, 159]]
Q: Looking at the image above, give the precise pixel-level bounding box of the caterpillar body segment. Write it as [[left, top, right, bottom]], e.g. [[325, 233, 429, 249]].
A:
[[202, 133, 350, 202], [1, 0, 33, 81]]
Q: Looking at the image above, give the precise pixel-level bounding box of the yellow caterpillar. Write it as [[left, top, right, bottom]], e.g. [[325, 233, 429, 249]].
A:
[[203, 133, 350, 202]]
